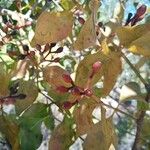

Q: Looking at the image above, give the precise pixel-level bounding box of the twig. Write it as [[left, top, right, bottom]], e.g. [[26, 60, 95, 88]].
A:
[[122, 52, 147, 86], [132, 92, 150, 150]]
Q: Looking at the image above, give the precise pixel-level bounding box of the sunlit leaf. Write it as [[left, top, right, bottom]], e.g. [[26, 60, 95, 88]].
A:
[[60, 0, 75, 10], [116, 23, 150, 47], [31, 11, 73, 46], [128, 32, 150, 57], [15, 80, 38, 114]]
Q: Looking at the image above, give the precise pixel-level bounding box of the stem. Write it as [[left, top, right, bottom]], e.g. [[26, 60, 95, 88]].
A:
[[91, 95, 136, 120], [122, 53, 147, 85], [132, 93, 150, 150], [121, 52, 150, 150]]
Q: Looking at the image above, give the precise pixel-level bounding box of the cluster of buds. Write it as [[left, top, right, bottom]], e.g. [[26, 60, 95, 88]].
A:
[[36, 43, 63, 63], [125, 5, 147, 26], [56, 61, 102, 109]]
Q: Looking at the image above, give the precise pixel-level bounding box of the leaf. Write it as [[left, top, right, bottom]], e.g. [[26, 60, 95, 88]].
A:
[[73, 16, 97, 50], [73, 0, 100, 50], [101, 39, 122, 96], [15, 80, 38, 114], [83, 116, 117, 150], [75, 40, 122, 96], [75, 52, 109, 88], [31, 11, 73, 47], [20, 103, 54, 150], [120, 82, 142, 102], [43, 65, 72, 88], [0, 116, 20, 150], [49, 116, 74, 150], [128, 32, 150, 57], [60, 0, 75, 10], [73, 99, 97, 135], [116, 23, 150, 47], [0, 63, 11, 97]]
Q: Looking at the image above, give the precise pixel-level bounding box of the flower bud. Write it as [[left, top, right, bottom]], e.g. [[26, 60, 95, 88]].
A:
[[78, 17, 85, 25], [92, 61, 102, 73]]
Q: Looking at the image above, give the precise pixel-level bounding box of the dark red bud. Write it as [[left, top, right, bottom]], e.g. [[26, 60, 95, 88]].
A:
[[71, 87, 81, 95], [62, 74, 73, 84], [4, 98, 15, 105], [136, 5, 147, 17], [55, 47, 63, 53], [22, 45, 29, 51], [29, 51, 35, 57], [44, 44, 50, 52], [84, 89, 93, 97], [63, 101, 74, 109], [78, 17, 85, 25], [56, 86, 69, 93], [36, 44, 41, 51], [52, 57, 60, 62], [50, 43, 56, 48]]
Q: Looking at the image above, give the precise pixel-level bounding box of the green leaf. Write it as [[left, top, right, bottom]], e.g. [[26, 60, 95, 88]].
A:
[[19, 103, 54, 150]]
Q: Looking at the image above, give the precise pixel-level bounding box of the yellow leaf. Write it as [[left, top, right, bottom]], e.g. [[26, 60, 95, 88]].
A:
[[31, 11, 73, 47], [116, 23, 150, 47], [73, 0, 100, 50], [83, 116, 117, 150], [16, 80, 38, 114], [75, 52, 109, 88], [101, 39, 122, 96], [0, 117, 20, 150], [73, 99, 97, 135], [129, 32, 150, 57], [102, 52, 122, 96], [0, 63, 10, 97], [60, 0, 75, 10], [43, 65, 72, 88], [73, 16, 97, 50]]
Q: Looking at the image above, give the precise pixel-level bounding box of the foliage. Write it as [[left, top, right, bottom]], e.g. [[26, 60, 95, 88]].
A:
[[0, 0, 150, 150]]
